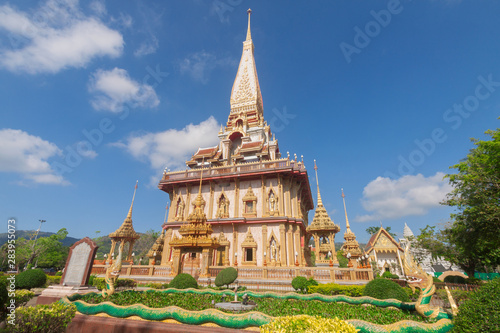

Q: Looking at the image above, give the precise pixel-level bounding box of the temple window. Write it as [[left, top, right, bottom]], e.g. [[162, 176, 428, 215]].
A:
[[242, 185, 257, 217], [241, 230, 257, 266]]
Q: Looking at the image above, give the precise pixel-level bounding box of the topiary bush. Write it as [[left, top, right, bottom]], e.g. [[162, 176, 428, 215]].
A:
[[362, 278, 409, 302], [215, 267, 238, 289], [46, 275, 61, 285], [452, 278, 500, 333], [308, 283, 364, 297], [169, 273, 198, 289], [292, 276, 308, 293], [260, 315, 357, 333], [6, 302, 76, 333], [15, 268, 47, 290]]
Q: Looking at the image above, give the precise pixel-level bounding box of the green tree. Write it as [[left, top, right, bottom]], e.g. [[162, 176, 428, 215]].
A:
[[0, 228, 69, 271], [336, 250, 348, 268], [366, 226, 397, 239], [418, 127, 500, 277]]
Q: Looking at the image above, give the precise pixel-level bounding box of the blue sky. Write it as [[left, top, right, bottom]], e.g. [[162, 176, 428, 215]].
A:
[[1, 0, 499, 243]]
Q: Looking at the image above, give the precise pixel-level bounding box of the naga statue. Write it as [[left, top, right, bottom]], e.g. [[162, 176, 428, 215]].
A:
[[103, 241, 124, 297], [402, 241, 454, 319]]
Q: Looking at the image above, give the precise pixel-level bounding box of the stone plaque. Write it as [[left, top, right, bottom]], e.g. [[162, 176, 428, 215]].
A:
[[61, 237, 98, 287]]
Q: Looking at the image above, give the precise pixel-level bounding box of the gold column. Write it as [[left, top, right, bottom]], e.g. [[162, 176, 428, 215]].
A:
[[293, 183, 299, 218], [185, 185, 191, 218], [234, 179, 240, 217], [168, 188, 177, 222], [294, 225, 301, 266], [287, 224, 293, 266], [279, 223, 286, 267], [160, 229, 173, 265], [262, 225, 268, 266], [232, 224, 238, 266], [208, 181, 214, 219], [261, 175, 266, 216], [285, 178, 292, 217], [278, 175, 284, 215]]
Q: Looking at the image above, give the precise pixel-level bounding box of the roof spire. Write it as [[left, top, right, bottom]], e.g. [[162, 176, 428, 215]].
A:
[[341, 188, 351, 231], [246, 8, 252, 41], [126, 180, 138, 220], [313, 159, 323, 206]]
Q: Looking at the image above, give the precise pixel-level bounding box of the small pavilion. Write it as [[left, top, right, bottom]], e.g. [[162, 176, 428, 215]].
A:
[[108, 181, 141, 263], [306, 161, 340, 266]]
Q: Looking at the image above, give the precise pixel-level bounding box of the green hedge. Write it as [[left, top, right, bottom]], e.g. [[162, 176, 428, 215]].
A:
[[91, 277, 137, 291], [260, 315, 358, 333], [46, 275, 62, 285], [292, 276, 318, 293], [15, 269, 47, 290], [6, 302, 76, 333], [453, 278, 500, 333], [15, 290, 35, 307], [382, 271, 399, 279], [308, 283, 364, 297], [362, 278, 409, 302], [169, 273, 198, 289]]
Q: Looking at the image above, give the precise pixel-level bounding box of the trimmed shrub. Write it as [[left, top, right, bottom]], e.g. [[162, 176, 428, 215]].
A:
[[55, 271, 63, 276], [382, 271, 399, 279], [260, 315, 357, 333], [6, 302, 76, 333], [117, 278, 137, 289], [435, 289, 469, 307], [292, 277, 318, 293], [47, 275, 62, 285], [362, 278, 409, 302], [15, 268, 47, 290], [91, 277, 108, 290], [91, 277, 136, 290], [292, 276, 308, 293], [215, 267, 238, 288], [15, 289, 35, 307], [452, 278, 500, 333], [88, 274, 97, 286], [308, 283, 364, 297], [169, 273, 198, 289]]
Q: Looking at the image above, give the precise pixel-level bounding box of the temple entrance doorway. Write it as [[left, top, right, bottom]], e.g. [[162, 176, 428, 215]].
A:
[[181, 248, 202, 278]]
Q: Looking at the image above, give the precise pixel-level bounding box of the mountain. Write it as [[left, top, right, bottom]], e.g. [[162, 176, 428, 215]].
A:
[[0, 230, 80, 247]]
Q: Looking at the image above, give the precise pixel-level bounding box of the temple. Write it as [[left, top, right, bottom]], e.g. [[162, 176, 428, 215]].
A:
[[156, 9, 315, 276]]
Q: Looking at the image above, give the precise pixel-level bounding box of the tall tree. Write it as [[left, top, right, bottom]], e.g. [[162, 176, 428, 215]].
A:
[[419, 127, 500, 276]]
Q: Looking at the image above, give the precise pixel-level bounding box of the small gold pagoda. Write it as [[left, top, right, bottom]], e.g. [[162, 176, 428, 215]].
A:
[[169, 170, 219, 277], [340, 188, 362, 263], [108, 181, 141, 263], [306, 160, 340, 265]]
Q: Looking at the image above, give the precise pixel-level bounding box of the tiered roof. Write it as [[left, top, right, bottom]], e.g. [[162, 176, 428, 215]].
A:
[[340, 189, 362, 257], [109, 181, 140, 241]]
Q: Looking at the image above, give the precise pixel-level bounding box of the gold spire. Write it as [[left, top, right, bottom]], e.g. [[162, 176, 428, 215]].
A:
[[314, 159, 323, 206], [341, 188, 351, 231], [163, 203, 168, 224], [126, 180, 138, 220], [246, 8, 252, 41], [229, 9, 263, 119]]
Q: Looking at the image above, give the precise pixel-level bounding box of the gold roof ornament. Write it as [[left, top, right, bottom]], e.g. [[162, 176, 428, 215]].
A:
[[109, 180, 140, 241], [306, 160, 340, 233], [340, 188, 362, 257]]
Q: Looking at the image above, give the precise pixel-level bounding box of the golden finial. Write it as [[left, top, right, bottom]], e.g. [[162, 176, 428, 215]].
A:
[[313, 160, 323, 206], [246, 8, 252, 41], [341, 188, 351, 230], [126, 180, 138, 220]]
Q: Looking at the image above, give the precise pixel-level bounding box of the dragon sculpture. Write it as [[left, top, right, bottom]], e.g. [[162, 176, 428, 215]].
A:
[[402, 241, 454, 319], [102, 241, 124, 297]]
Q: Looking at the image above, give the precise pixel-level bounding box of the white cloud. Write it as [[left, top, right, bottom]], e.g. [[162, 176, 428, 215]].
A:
[[179, 51, 235, 84], [0, 129, 68, 185], [0, 0, 123, 74], [89, 67, 159, 112], [356, 172, 452, 222], [112, 117, 220, 173], [89, 0, 106, 17], [134, 36, 159, 57]]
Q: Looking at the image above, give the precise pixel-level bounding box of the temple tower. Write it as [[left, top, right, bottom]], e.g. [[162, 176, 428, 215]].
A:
[[340, 188, 362, 261], [158, 10, 314, 271]]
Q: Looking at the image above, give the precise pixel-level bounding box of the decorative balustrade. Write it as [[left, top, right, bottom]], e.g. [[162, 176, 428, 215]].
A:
[[90, 264, 374, 285], [160, 158, 306, 182]]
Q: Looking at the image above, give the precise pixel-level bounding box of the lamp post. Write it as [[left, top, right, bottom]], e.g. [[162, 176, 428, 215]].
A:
[[234, 252, 238, 266], [295, 251, 299, 266], [132, 252, 135, 265], [347, 252, 352, 268], [263, 251, 267, 266], [328, 251, 333, 267]]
